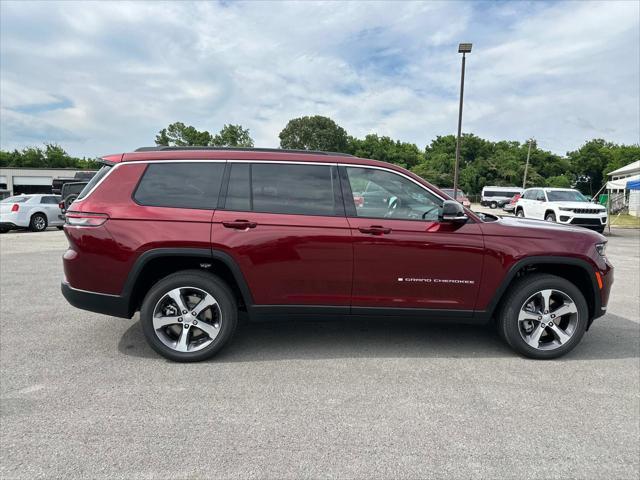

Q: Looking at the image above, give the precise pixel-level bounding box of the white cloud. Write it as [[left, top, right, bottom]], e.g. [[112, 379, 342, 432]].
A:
[[0, 0, 638, 158]]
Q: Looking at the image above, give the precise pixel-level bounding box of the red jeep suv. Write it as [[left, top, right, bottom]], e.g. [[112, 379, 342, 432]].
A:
[[61, 147, 613, 362]]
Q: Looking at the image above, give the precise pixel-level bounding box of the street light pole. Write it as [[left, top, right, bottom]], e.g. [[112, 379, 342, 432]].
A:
[[453, 43, 472, 199], [522, 138, 533, 189]]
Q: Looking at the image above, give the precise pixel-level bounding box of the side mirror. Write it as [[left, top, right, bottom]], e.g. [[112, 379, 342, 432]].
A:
[[439, 200, 468, 223]]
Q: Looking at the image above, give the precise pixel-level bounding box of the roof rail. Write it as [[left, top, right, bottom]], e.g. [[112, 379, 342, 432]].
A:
[[134, 146, 354, 157]]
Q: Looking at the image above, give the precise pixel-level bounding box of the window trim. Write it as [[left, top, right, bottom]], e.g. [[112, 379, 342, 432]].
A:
[[132, 161, 226, 211]]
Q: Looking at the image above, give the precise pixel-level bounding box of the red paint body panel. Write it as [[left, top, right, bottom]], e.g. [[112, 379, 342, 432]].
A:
[[347, 217, 484, 309], [212, 210, 352, 305]]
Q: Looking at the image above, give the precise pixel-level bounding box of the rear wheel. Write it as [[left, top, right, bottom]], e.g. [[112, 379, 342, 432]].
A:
[[490, 201, 498, 209], [545, 212, 556, 222], [497, 274, 588, 359], [29, 213, 47, 232], [0, 226, 9, 234], [140, 270, 238, 362]]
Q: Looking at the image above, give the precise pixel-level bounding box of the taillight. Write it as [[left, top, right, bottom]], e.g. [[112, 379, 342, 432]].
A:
[[11, 203, 19, 212], [59, 201, 65, 209], [65, 212, 108, 227]]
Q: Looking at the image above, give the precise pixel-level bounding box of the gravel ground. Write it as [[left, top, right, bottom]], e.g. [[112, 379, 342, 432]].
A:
[[1, 228, 638, 479]]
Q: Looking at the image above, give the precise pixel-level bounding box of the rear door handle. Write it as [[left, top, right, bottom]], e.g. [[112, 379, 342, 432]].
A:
[[222, 220, 257, 230], [358, 225, 391, 235]]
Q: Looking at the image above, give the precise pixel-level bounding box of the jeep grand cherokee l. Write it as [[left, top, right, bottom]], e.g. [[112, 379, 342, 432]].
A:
[[61, 147, 613, 362]]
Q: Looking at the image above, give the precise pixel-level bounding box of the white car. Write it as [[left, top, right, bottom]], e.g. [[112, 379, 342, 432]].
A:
[[0, 194, 64, 233], [515, 188, 607, 233]]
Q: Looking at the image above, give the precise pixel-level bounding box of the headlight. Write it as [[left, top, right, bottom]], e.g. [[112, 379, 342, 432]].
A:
[[595, 242, 607, 256], [559, 207, 573, 211]]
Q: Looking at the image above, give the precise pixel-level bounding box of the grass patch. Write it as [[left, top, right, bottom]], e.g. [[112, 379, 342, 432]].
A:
[[609, 213, 640, 228]]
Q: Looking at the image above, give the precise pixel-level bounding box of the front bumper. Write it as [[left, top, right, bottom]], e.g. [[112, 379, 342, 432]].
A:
[[61, 282, 131, 318], [557, 213, 607, 230]]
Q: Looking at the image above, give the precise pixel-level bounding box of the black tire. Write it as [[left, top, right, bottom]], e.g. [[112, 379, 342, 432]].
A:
[[596, 227, 605, 234], [140, 270, 238, 362], [0, 227, 9, 234], [64, 194, 78, 211], [545, 212, 556, 222], [516, 208, 525, 217], [490, 201, 498, 209], [497, 273, 588, 359], [29, 213, 48, 232]]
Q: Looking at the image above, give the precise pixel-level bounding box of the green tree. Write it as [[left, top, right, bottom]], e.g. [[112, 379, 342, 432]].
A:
[[348, 134, 423, 169], [155, 122, 212, 146], [279, 115, 349, 152], [212, 124, 254, 147], [567, 139, 615, 195], [0, 144, 100, 169]]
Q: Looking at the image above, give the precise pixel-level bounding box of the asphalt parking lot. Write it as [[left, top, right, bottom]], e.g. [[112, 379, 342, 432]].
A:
[[1, 228, 638, 479]]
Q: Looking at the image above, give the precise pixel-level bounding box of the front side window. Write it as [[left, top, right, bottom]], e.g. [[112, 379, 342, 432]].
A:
[[250, 163, 339, 216], [345, 167, 441, 221], [134, 162, 224, 209]]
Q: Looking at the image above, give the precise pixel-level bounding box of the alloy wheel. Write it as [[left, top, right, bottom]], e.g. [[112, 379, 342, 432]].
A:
[[34, 216, 46, 230], [152, 286, 222, 353], [518, 289, 578, 351]]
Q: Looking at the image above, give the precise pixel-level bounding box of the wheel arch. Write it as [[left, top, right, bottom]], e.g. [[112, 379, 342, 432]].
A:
[[123, 248, 253, 317], [544, 209, 557, 219], [485, 256, 600, 326]]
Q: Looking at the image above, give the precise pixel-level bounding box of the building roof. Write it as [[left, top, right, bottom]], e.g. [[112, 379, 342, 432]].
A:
[[608, 160, 640, 177]]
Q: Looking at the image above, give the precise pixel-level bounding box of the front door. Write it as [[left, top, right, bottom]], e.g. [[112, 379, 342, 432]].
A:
[[341, 166, 484, 313]]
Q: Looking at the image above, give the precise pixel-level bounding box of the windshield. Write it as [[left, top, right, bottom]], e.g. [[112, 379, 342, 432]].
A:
[[547, 190, 589, 202], [1, 196, 29, 203]]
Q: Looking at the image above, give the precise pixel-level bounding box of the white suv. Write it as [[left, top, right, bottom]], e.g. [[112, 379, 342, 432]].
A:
[[515, 188, 607, 233]]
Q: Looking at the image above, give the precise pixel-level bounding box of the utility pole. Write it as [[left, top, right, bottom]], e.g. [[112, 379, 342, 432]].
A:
[[522, 138, 533, 189], [453, 43, 472, 199]]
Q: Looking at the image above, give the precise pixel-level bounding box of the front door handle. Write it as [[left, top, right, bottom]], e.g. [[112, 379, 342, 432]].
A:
[[358, 225, 391, 235], [222, 220, 257, 230]]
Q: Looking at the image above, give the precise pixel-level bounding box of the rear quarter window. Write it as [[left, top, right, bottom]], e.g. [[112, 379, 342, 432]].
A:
[[77, 165, 112, 200], [134, 162, 225, 209]]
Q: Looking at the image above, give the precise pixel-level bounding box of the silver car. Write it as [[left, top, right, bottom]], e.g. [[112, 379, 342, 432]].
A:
[[0, 194, 64, 233]]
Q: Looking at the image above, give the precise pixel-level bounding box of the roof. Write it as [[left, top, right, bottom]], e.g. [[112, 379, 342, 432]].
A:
[[608, 160, 640, 176], [111, 147, 397, 171]]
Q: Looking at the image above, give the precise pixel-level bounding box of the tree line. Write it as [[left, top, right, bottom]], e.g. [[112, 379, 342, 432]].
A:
[[1, 116, 637, 195]]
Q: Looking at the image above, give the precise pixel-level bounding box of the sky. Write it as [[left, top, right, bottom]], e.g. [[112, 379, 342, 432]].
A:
[[1, 0, 639, 158]]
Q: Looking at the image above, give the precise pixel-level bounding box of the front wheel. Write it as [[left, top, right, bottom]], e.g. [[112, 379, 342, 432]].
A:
[[497, 273, 588, 359], [545, 212, 556, 222], [140, 270, 238, 362], [516, 209, 525, 217], [490, 201, 498, 209], [29, 213, 48, 232]]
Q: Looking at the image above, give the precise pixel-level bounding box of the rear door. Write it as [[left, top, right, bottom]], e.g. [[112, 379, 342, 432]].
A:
[[341, 165, 483, 313], [212, 162, 352, 309], [40, 195, 62, 225]]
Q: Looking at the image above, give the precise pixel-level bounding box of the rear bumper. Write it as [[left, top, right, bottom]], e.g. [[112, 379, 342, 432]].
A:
[[61, 282, 131, 318]]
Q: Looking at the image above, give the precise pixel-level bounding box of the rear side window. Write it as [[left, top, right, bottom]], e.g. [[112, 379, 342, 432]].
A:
[[223, 163, 340, 216], [134, 162, 224, 209], [251, 164, 339, 216], [77, 165, 112, 200]]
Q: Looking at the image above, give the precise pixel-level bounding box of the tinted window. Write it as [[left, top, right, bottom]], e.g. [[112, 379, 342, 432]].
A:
[[40, 196, 59, 204], [224, 163, 251, 211], [346, 167, 441, 221], [249, 164, 338, 216], [135, 162, 224, 209], [77, 165, 112, 200]]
